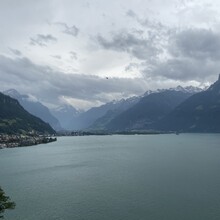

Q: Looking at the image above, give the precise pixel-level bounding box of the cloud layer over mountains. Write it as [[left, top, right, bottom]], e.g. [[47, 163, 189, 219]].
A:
[[0, 0, 220, 109]]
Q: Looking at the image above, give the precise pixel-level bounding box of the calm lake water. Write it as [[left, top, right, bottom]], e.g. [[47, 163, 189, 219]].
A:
[[1, 134, 220, 220]]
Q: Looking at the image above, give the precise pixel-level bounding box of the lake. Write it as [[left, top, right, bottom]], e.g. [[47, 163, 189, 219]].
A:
[[1, 134, 220, 220]]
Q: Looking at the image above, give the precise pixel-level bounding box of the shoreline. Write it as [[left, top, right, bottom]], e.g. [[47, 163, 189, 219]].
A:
[[0, 134, 57, 149]]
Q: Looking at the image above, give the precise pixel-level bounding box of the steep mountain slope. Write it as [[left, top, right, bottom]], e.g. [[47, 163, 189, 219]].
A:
[[105, 90, 195, 131], [154, 76, 220, 132], [0, 92, 55, 134], [4, 89, 61, 131], [68, 96, 140, 130], [90, 86, 203, 131], [88, 97, 141, 130]]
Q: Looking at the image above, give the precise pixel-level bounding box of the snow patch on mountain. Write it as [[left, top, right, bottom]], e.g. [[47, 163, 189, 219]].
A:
[[144, 86, 204, 97]]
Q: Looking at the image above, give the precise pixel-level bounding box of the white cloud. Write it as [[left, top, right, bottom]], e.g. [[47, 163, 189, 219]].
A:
[[1, 0, 220, 109], [54, 22, 79, 37]]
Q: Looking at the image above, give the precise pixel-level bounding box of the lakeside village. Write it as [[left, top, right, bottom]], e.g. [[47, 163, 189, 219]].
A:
[[0, 129, 168, 149], [0, 132, 57, 149]]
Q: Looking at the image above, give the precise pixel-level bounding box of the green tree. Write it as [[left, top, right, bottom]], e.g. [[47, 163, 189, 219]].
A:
[[0, 187, 16, 219]]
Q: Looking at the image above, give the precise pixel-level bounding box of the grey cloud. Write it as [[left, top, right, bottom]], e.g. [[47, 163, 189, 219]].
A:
[[97, 11, 169, 61], [170, 29, 220, 60], [131, 29, 144, 36], [140, 28, 220, 82], [97, 14, 220, 83], [0, 55, 147, 106], [69, 51, 77, 60], [55, 22, 79, 37], [138, 18, 164, 31], [125, 62, 140, 72], [30, 34, 57, 47], [148, 57, 220, 82], [8, 48, 22, 56], [126, 9, 137, 18], [126, 9, 165, 33], [97, 32, 160, 60]]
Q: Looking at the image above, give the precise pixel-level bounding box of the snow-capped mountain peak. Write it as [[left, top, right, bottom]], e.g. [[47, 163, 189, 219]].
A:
[[169, 85, 204, 93], [143, 86, 204, 97]]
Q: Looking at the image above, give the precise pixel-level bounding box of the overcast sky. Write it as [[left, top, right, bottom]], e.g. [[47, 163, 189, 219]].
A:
[[1, 0, 220, 110]]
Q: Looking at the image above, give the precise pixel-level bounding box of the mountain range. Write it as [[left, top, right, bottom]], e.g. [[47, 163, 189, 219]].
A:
[[2, 77, 220, 134], [91, 76, 220, 133], [153, 75, 220, 132], [104, 90, 193, 131], [88, 86, 204, 131], [67, 96, 140, 130]]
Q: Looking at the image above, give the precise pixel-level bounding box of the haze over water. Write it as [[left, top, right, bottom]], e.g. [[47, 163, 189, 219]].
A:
[[1, 134, 220, 220]]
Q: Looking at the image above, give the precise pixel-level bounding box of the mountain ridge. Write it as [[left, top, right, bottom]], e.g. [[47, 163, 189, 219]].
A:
[[104, 90, 194, 131], [89, 86, 203, 131], [3, 89, 62, 131], [152, 75, 220, 132], [0, 92, 55, 134]]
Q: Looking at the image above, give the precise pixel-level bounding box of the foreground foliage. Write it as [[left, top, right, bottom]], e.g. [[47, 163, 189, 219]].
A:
[[0, 187, 15, 218]]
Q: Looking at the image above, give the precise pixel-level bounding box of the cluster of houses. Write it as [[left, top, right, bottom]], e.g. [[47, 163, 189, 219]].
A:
[[0, 134, 57, 149]]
